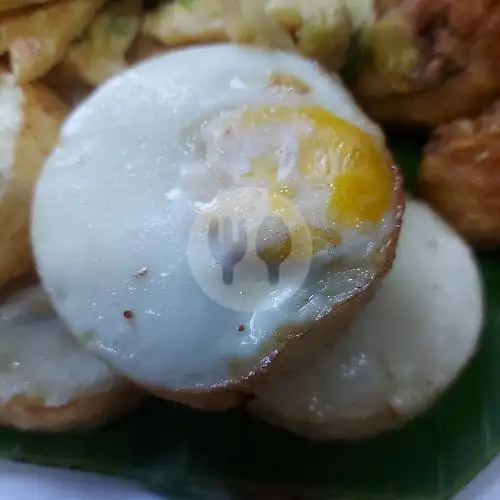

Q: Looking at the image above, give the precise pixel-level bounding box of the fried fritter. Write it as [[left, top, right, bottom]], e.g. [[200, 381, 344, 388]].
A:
[[347, 0, 500, 126], [420, 100, 500, 248], [1, 0, 105, 83], [65, 0, 142, 86], [39, 60, 93, 107], [0, 74, 67, 289], [126, 34, 167, 65], [142, 0, 353, 71], [0, 0, 53, 14]]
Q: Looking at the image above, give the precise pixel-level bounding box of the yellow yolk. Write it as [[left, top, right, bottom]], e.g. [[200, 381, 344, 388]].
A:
[[239, 106, 393, 228]]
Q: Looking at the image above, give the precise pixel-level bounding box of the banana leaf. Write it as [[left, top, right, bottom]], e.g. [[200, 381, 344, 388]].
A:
[[1, 131, 499, 500]]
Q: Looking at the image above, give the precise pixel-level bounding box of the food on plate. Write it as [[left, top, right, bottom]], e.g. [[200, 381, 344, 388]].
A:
[[0, 0, 53, 13], [65, 0, 143, 86], [1, 0, 498, 129], [0, 74, 67, 290], [250, 200, 484, 440], [0, 280, 142, 431], [40, 61, 94, 107], [347, 0, 500, 126], [420, 100, 500, 248], [142, 0, 353, 70], [220, 0, 296, 52], [1, 0, 105, 83], [31, 44, 404, 411], [126, 34, 167, 65], [291, 0, 352, 68]]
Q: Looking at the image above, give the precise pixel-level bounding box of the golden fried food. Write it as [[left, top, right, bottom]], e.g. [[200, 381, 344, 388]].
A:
[[1, 0, 105, 83], [39, 61, 93, 107], [65, 0, 142, 86], [0, 0, 53, 13], [0, 24, 6, 53], [1, 389, 142, 431], [142, 0, 353, 70], [126, 34, 167, 65], [220, 0, 296, 51], [347, 0, 500, 126], [0, 74, 67, 289], [420, 100, 500, 248], [292, 0, 352, 68], [142, 0, 258, 46]]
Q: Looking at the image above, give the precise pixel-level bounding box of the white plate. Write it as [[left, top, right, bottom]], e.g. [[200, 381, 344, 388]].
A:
[[0, 460, 162, 500], [0, 456, 499, 500], [453, 454, 500, 500]]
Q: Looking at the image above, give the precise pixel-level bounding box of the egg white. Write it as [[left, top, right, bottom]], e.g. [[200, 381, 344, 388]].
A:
[[31, 44, 398, 393]]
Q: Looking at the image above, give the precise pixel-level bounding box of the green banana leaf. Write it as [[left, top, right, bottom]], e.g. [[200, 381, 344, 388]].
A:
[[2, 131, 499, 500]]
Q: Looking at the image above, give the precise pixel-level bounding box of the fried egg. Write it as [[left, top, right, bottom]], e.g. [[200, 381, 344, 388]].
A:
[[250, 200, 484, 439], [0, 281, 142, 431], [31, 44, 403, 408]]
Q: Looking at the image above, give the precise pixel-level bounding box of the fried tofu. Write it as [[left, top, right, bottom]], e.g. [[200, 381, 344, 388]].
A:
[[0, 74, 67, 288], [65, 0, 143, 86], [0, 0, 53, 14], [126, 34, 167, 65], [39, 60, 93, 107], [143, 0, 353, 70], [420, 100, 500, 248], [349, 0, 500, 126], [1, 0, 105, 83]]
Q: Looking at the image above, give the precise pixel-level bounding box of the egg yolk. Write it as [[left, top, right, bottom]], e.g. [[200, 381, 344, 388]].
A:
[[238, 106, 393, 228]]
